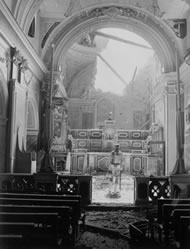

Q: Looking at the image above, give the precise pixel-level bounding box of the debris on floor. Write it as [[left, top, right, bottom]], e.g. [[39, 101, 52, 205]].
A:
[[92, 175, 134, 204]]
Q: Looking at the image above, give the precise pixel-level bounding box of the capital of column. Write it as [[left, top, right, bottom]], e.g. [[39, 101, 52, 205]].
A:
[[161, 72, 184, 95]]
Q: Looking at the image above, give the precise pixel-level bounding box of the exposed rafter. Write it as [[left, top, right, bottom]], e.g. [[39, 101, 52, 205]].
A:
[[94, 31, 152, 50], [97, 53, 128, 85]]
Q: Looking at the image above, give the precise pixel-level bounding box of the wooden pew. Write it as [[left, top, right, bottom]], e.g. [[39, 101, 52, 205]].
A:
[[0, 205, 70, 245], [156, 199, 190, 240], [0, 222, 34, 235], [177, 216, 190, 248], [162, 204, 190, 243], [0, 192, 81, 201], [0, 193, 82, 219], [172, 209, 190, 245], [157, 199, 190, 224], [0, 194, 82, 242]]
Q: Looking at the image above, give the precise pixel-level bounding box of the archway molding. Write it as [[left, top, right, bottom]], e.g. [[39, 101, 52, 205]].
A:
[[42, 4, 180, 73]]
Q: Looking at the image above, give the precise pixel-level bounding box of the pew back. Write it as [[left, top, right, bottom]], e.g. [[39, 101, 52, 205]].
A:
[[0, 192, 82, 243], [157, 199, 190, 224]]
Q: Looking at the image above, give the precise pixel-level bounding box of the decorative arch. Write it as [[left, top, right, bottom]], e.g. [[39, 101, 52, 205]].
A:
[[42, 4, 179, 73]]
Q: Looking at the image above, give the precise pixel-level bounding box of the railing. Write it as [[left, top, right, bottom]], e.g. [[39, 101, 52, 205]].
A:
[[134, 176, 170, 205], [0, 173, 35, 192], [0, 173, 169, 205], [0, 173, 92, 205]]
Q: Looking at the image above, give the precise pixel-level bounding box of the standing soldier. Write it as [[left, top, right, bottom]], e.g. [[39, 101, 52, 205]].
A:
[[108, 143, 124, 196]]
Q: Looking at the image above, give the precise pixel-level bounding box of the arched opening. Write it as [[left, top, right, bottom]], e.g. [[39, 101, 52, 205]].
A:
[[56, 29, 161, 203], [40, 4, 178, 204], [42, 5, 177, 72]]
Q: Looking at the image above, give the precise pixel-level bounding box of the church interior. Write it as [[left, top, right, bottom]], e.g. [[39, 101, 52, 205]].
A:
[[1, 0, 190, 248]]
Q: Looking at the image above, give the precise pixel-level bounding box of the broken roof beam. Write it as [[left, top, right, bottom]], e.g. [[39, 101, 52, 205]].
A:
[[95, 31, 152, 50]]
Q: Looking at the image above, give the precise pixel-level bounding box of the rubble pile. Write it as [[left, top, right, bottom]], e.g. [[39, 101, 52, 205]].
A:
[[85, 210, 146, 236], [75, 209, 157, 249]]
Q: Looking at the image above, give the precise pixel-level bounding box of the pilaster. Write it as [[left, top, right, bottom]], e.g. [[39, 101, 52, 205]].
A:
[[181, 62, 190, 171], [0, 117, 7, 172], [162, 72, 184, 175]]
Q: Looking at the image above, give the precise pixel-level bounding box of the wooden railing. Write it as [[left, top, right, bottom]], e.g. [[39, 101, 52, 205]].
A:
[[0, 173, 92, 205], [134, 176, 170, 204], [0, 173, 170, 205]]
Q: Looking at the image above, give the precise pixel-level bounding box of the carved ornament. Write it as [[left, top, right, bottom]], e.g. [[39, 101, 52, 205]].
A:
[[43, 6, 149, 56], [88, 6, 146, 20], [24, 69, 33, 86]]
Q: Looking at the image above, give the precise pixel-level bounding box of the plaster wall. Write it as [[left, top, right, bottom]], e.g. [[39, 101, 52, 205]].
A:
[[0, 37, 9, 172], [68, 99, 95, 129], [154, 98, 165, 127], [28, 10, 41, 55], [3, 0, 12, 12]]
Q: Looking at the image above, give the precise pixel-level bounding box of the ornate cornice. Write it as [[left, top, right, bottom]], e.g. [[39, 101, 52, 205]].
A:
[[162, 72, 184, 95]]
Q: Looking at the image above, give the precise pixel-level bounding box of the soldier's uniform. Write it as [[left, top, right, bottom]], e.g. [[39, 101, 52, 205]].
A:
[[109, 144, 123, 195]]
